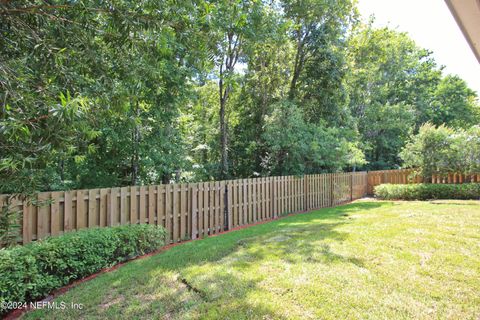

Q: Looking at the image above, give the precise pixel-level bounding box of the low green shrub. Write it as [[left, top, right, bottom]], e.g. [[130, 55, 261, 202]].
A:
[[0, 224, 166, 314], [374, 183, 480, 200]]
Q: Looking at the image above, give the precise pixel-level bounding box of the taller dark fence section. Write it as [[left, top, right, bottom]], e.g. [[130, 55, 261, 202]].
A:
[[1, 172, 368, 245]]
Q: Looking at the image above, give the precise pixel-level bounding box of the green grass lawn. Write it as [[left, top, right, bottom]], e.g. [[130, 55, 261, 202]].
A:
[[24, 200, 480, 319]]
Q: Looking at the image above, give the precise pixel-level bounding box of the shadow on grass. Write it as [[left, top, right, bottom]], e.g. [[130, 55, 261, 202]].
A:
[[115, 201, 392, 317], [154, 201, 392, 268], [333, 200, 394, 212], [428, 200, 480, 206]]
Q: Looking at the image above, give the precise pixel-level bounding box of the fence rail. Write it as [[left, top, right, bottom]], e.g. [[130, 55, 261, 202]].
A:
[[1, 172, 368, 245]]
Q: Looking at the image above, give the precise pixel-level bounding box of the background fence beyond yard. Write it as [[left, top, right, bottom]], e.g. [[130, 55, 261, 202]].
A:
[[2, 172, 368, 245], [366, 169, 480, 194], [4, 168, 479, 246]]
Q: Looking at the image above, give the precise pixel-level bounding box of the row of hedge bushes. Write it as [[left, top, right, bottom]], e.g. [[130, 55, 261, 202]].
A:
[[374, 183, 480, 200], [0, 224, 166, 315]]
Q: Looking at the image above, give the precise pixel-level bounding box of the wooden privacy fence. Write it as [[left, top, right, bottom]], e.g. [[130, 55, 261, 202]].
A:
[[1, 172, 368, 245], [367, 169, 480, 194], [367, 169, 418, 195]]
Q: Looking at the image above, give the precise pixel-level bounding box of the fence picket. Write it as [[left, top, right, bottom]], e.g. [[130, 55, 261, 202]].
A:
[[64, 191, 73, 231], [191, 184, 198, 240], [139, 186, 146, 224], [88, 189, 97, 227], [51, 192, 61, 236], [180, 184, 186, 239], [120, 187, 127, 225], [77, 190, 86, 229], [157, 185, 165, 227], [172, 184, 179, 242], [107, 188, 116, 226], [231, 180, 236, 227], [165, 184, 172, 242], [130, 186, 137, 224], [197, 183, 203, 236], [22, 200, 33, 244], [220, 181, 226, 231], [227, 181, 233, 230], [202, 182, 209, 237], [37, 192, 49, 238], [215, 181, 221, 232], [149, 185, 156, 225], [99, 189, 108, 227], [208, 182, 215, 235]]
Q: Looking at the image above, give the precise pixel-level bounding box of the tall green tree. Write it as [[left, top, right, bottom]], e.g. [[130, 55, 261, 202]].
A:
[[429, 75, 479, 128], [230, 0, 361, 177], [206, 0, 267, 179], [229, 4, 293, 177], [282, 0, 357, 124], [262, 101, 365, 175], [0, 0, 210, 192], [346, 24, 443, 169]]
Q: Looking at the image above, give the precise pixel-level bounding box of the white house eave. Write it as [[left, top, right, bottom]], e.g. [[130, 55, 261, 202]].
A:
[[445, 0, 480, 63]]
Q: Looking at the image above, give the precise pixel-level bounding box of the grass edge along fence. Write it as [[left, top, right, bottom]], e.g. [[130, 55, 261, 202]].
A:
[[1, 172, 368, 246]]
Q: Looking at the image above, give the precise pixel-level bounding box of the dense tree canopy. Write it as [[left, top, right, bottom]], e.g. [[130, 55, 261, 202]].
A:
[[1, 0, 478, 195], [346, 25, 444, 168]]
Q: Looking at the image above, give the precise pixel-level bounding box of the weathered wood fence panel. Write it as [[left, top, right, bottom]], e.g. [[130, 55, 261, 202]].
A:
[[2, 172, 369, 246]]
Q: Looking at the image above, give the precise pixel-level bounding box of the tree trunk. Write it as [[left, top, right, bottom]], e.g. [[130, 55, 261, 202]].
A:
[[289, 27, 307, 100], [289, 68, 301, 100], [201, 103, 208, 165], [219, 92, 229, 179], [218, 32, 241, 179], [59, 159, 65, 182], [161, 173, 170, 184], [131, 102, 140, 185]]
